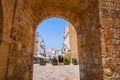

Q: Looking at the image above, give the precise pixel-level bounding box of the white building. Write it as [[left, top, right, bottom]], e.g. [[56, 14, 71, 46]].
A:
[[63, 26, 70, 52], [34, 33, 46, 58], [46, 48, 64, 59], [63, 26, 71, 59], [46, 49, 56, 58], [55, 48, 63, 57]]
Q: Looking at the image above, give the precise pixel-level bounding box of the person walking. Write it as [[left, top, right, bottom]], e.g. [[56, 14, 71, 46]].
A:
[[58, 55, 63, 65]]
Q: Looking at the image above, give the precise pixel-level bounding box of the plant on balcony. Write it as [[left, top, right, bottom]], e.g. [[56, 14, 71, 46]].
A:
[[52, 57, 58, 65], [39, 58, 46, 65], [72, 58, 78, 65], [63, 58, 70, 65]]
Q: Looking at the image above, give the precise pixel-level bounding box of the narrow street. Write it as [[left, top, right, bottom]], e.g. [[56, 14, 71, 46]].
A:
[[33, 64, 80, 80]]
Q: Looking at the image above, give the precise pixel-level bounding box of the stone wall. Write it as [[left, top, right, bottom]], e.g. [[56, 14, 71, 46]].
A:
[[77, 0, 103, 80], [0, 0, 15, 80], [69, 24, 78, 60], [6, 0, 35, 80], [0, 0, 120, 80], [99, 0, 120, 79], [4, 2, 81, 79], [0, 0, 3, 34]]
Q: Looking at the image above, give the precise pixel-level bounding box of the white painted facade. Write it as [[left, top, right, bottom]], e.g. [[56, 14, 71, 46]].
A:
[[45, 48, 64, 59], [46, 49, 56, 58], [55, 48, 63, 57], [34, 33, 46, 58], [63, 26, 70, 52]]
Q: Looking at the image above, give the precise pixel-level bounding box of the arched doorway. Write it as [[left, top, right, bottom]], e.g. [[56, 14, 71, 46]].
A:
[[33, 17, 79, 80]]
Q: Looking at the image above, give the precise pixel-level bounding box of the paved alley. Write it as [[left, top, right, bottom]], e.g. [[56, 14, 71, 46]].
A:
[[33, 64, 80, 80]]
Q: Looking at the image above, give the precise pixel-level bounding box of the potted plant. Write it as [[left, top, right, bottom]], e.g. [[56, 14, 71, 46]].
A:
[[52, 57, 58, 65], [64, 58, 70, 65], [72, 58, 78, 65], [39, 58, 46, 65]]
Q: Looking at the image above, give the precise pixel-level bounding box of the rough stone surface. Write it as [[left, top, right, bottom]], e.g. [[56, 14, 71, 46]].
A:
[[99, 0, 120, 80], [0, 0, 120, 80], [78, 0, 103, 79], [33, 64, 80, 80], [69, 24, 78, 60]]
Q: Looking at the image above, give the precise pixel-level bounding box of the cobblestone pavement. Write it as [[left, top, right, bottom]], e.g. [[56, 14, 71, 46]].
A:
[[33, 63, 80, 80]]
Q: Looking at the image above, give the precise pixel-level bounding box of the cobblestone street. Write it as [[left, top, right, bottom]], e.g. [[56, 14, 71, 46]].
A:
[[33, 64, 80, 80]]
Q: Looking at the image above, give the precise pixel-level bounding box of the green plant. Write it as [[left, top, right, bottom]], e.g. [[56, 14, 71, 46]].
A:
[[52, 58, 58, 65], [39, 58, 45, 63], [52, 58, 58, 63], [72, 58, 77, 63], [64, 58, 70, 65], [39, 58, 46, 65], [64, 58, 70, 63], [34, 57, 39, 61]]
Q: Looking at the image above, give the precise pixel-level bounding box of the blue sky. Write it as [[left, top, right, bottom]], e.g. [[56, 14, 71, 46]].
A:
[[36, 17, 69, 49]]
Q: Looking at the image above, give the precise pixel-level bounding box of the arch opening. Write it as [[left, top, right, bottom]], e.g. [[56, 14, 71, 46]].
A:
[[33, 17, 80, 80]]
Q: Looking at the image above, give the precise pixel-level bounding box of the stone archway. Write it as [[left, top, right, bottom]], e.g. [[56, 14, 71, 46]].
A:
[[0, 0, 120, 80], [0, 0, 3, 35], [31, 1, 102, 79], [1, 0, 102, 80]]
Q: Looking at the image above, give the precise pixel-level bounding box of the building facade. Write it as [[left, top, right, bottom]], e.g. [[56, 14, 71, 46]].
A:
[[63, 26, 71, 59], [63, 24, 78, 60], [46, 48, 55, 59], [46, 48, 63, 59], [55, 48, 63, 57], [34, 33, 46, 58]]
